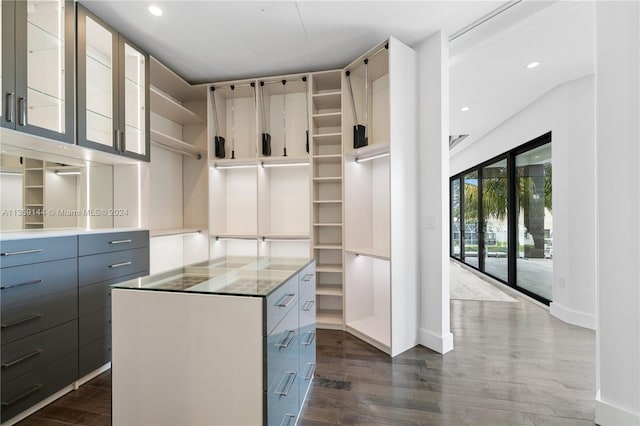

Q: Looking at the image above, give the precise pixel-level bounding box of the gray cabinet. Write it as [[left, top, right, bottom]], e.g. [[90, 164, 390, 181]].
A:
[[76, 5, 150, 162], [0, 0, 75, 144]]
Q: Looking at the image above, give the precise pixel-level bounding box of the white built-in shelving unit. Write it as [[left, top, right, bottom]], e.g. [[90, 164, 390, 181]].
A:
[[23, 159, 45, 229]]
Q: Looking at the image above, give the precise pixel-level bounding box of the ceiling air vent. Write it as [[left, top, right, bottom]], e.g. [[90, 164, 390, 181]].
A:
[[449, 134, 469, 149]]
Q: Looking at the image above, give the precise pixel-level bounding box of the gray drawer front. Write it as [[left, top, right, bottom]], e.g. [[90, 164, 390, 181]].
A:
[[78, 271, 147, 316], [266, 306, 299, 392], [78, 231, 149, 256], [267, 368, 299, 426], [1, 289, 78, 345], [1, 320, 78, 385], [78, 247, 149, 286], [79, 308, 111, 347], [298, 261, 316, 299], [1, 351, 77, 423], [79, 335, 111, 378], [266, 276, 298, 336], [1, 258, 77, 307], [0, 236, 77, 268]]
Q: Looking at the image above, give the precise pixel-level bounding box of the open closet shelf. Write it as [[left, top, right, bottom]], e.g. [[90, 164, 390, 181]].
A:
[[259, 156, 310, 167], [316, 264, 343, 273], [312, 112, 341, 128], [317, 310, 344, 326], [150, 56, 205, 102], [348, 143, 390, 160], [150, 86, 205, 124], [312, 132, 342, 145], [347, 317, 390, 350], [313, 200, 342, 204], [313, 154, 342, 164], [312, 91, 341, 110], [150, 228, 204, 238], [313, 223, 342, 227], [313, 176, 342, 183], [150, 129, 204, 159], [314, 244, 342, 250], [345, 247, 390, 261], [316, 285, 343, 297]]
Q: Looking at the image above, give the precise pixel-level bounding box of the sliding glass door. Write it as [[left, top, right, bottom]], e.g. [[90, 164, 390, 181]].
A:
[[462, 171, 479, 268], [451, 179, 462, 259], [482, 159, 508, 282]]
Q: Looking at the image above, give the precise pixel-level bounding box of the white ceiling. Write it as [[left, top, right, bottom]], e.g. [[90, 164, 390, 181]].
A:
[[449, 1, 596, 154], [78, 1, 504, 83]]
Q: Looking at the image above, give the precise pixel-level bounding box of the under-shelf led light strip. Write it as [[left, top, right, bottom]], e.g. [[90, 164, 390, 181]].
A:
[[355, 152, 390, 163], [261, 161, 308, 168], [213, 163, 257, 170]]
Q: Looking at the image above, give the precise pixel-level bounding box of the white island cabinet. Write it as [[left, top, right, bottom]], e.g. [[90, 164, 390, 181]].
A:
[[112, 256, 316, 426]]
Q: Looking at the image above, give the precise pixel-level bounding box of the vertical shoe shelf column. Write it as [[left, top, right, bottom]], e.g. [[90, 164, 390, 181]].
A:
[[23, 159, 45, 229], [310, 70, 345, 329]]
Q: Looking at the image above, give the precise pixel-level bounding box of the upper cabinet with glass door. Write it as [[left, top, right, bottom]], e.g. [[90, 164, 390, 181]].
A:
[[1, 0, 75, 143], [76, 5, 149, 161]]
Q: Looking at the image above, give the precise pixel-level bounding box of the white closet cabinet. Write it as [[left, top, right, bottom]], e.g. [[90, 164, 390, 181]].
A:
[[343, 38, 419, 356]]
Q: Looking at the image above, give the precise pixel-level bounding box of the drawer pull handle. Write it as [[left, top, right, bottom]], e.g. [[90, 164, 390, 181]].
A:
[[302, 273, 314, 282], [280, 414, 296, 426], [303, 331, 316, 346], [2, 348, 43, 368], [109, 239, 132, 245], [278, 330, 296, 349], [1, 249, 43, 257], [109, 261, 132, 268], [303, 363, 316, 380], [1, 279, 42, 290], [276, 293, 296, 308], [1, 314, 42, 329], [1, 383, 43, 406], [275, 371, 297, 397], [301, 300, 315, 312]]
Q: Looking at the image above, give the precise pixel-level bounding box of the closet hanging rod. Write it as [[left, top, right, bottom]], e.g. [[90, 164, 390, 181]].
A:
[[345, 43, 389, 72], [150, 139, 202, 160], [259, 76, 307, 85], [212, 82, 254, 90]]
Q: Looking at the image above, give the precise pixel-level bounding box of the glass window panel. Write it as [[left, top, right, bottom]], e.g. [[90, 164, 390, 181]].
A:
[[27, 0, 65, 132], [482, 159, 508, 281], [451, 179, 461, 259], [463, 171, 479, 268], [516, 143, 552, 300], [1, 2, 3, 121], [123, 43, 145, 155], [85, 15, 113, 146]]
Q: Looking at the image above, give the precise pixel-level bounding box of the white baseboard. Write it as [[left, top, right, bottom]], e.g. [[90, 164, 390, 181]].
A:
[[596, 390, 640, 425], [419, 328, 454, 354], [550, 302, 596, 330]]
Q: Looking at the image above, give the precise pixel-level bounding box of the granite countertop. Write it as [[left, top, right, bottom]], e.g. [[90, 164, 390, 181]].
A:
[[112, 256, 313, 297], [0, 227, 148, 240]]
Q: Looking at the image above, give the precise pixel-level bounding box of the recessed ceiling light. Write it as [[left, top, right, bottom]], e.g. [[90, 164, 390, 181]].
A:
[[460, 106, 470, 112], [526, 61, 540, 69], [148, 5, 162, 16]]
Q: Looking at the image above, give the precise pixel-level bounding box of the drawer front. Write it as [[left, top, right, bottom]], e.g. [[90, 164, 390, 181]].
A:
[[78, 231, 149, 256], [298, 261, 316, 299], [267, 368, 299, 426], [79, 335, 111, 378], [1, 320, 78, 385], [79, 308, 111, 347], [1, 258, 77, 307], [78, 247, 149, 287], [266, 306, 299, 391], [1, 351, 77, 423], [266, 276, 298, 335], [0, 236, 77, 268], [1, 289, 78, 345], [78, 271, 146, 316]]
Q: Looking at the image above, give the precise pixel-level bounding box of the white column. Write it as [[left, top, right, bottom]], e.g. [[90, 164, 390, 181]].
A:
[[595, 2, 640, 424], [416, 31, 453, 354]]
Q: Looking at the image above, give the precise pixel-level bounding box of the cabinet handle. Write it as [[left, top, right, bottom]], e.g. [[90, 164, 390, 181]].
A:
[[1, 279, 42, 290], [115, 130, 121, 152], [1, 384, 43, 406], [278, 330, 296, 349], [302, 331, 316, 346], [1, 314, 42, 329], [303, 363, 316, 380], [6, 92, 15, 122], [280, 414, 296, 426], [1, 248, 43, 257], [109, 261, 132, 268], [17, 97, 26, 126], [276, 293, 296, 308], [301, 300, 315, 312], [302, 273, 314, 282], [121, 132, 126, 152], [275, 372, 297, 397], [2, 348, 43, 368], [109, 239, 132, 245]]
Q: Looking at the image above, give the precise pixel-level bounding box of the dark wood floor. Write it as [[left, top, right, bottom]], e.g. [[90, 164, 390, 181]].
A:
[[17, 297, 596, 426]]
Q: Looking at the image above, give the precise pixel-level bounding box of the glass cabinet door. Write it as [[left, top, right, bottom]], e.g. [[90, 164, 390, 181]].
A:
[[0, 0, 11, 128], [120, 40, 148, 159]]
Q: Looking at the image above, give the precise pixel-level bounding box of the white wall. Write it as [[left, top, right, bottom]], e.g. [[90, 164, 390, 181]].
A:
[[450, 75, 597, 330], [595, 2, 640, 424]]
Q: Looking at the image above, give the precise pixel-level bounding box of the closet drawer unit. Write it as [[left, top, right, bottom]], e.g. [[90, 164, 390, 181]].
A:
[[78, 231, 149, 256], [78, 247, 149, 287], [79, 335, 111, 378], [1, 320, 78, 385], [1, 289, 78, 345], [1, 258, 77, 307], [265, 276, 298, 335], [79, 308, 111, 347], [0, 236, 77, 268], [0, 351, 77, 423], [266, 304, 299, 391], [298, 262, 316, 299], [79, 271, 147, 316], [267, 368, 299, 426]]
